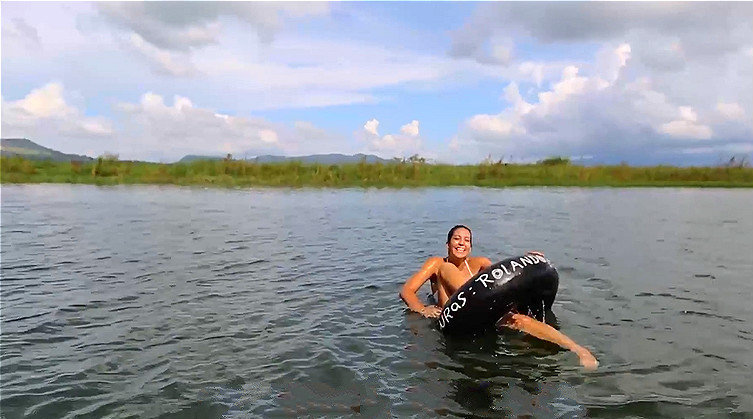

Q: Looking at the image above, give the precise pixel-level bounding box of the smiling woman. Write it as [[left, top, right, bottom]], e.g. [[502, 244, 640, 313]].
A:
[[399, 225, 599, 370], [399, 225, 491, 317]]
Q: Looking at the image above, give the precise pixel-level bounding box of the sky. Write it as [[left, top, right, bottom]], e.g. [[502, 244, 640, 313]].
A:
[[2, 1, 752, 165]]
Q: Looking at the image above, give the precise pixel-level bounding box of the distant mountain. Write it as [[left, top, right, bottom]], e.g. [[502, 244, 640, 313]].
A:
[[178, 154, 225, 163], [252, 153, 391, 164], [1, 138, 93, 162], [179, 153, 392, 164]]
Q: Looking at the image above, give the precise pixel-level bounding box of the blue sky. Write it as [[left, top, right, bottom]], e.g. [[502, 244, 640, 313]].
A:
[[2, 2, 751, 165]]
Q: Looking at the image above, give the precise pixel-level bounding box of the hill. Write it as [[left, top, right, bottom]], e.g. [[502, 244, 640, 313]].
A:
[[179, 153, 391, 164], [178, 154, 224, 163], [0, 138, 93, 162]]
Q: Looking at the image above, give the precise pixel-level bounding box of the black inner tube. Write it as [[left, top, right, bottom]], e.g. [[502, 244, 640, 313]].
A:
[[439, 254, 559, 335]]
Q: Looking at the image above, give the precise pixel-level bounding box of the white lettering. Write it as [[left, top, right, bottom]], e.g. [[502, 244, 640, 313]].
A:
[[438, 255, 548, 331], [457, 292, 467, 307], [501, 264, 511, 275], [475, 273, 495, 288], [443, 307, 453, 320]]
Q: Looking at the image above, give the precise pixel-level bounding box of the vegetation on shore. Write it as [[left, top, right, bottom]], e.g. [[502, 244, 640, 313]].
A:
[[2, 155, 752, 188]]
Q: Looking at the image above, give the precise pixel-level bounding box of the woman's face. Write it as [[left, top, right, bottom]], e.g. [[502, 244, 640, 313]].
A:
[[447, 228, 471, 259]]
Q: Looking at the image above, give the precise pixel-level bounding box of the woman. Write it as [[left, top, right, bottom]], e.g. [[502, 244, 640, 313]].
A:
[[399, 225, 598, 370]]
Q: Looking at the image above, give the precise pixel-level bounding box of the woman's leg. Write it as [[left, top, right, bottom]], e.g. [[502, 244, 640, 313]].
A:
[[497, 312, 599, 370]]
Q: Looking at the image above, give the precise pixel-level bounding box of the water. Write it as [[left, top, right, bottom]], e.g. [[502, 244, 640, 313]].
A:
[[1, 185, 752, 418]]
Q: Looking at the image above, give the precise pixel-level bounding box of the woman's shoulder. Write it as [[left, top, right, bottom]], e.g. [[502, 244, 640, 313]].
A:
[[420, 256, 445, 269], [470, 256, 493, 267], [425, 256, 445, 265]]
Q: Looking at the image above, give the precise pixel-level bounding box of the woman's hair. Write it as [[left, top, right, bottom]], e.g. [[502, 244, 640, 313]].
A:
[[446, 224, 472, 246]]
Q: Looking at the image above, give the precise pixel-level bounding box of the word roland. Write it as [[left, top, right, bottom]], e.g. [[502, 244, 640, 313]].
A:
[[438, 254, 546, 329], [475, 253, 546, 289]]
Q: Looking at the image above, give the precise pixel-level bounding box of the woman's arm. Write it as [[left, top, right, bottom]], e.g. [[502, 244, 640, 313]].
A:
[[497, 312, 599, 370], [477, 257, 493, 270], [400, 257, 443, 318]]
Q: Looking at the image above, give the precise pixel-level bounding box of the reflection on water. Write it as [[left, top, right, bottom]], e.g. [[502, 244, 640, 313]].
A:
[[2, 185, 752, 418]]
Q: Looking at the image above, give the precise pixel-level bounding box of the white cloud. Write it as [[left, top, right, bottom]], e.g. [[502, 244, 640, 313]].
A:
[[364, 119, 380, 136], [444, 2, 752, 164], [361, 118, 423, 157], [2, 3, 515, 118], [468, 114, 521, 137], [659, 107, 712, 140], [1, 82, 113, 139], [400, 120, 420, 137], [716, 102, 746, 121], [112, 91, 352, 160], [597, 43, 632, 83], [465, 82, 530, 141], [3, 3, 750, 166], [201, 37, 449, 92], [13, 83, 73, 118], [115, 92, 284, 159], [453, 44, 749, 164]]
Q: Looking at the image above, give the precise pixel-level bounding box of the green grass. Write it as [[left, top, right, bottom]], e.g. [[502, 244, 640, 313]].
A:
[[2, 156, 752, 188]]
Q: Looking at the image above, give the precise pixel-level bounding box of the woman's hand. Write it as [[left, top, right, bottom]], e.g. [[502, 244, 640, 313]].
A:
[[577, 348, 599, 370], [419, 305, 442, 318]]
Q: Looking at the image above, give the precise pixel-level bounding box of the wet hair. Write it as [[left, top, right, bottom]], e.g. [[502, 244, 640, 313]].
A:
[[446, 225, 472, 246]]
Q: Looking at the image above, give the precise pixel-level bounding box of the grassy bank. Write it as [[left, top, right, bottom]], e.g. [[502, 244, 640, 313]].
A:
[[2, 156, 752, 188]]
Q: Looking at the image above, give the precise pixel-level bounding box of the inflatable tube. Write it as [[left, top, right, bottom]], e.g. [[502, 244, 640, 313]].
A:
[[438, 254, 558, 335]]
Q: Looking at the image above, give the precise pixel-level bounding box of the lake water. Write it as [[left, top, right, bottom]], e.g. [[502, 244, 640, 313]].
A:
[[1, 185, 752, 418]]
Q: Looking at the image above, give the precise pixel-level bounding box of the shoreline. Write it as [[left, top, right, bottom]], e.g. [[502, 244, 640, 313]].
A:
[[2, 157, 752, 188]]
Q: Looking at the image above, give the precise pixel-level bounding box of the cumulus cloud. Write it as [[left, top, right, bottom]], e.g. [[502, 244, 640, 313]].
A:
[[2, 3, 511, 119], [453, 44, 751, 164], [448, 3, 753, 107], [1, 82, 113, 139], [2, 83, 347, 161], [360, 118, 423, 157], [400, 120, 420, 137], [442, 2, 753, 164], [363, 119, 380, 136], [112, 91, 350, 160], [454, 3, 753, 90], [115, 92, 286, 159], [659, 107, 712, 140]]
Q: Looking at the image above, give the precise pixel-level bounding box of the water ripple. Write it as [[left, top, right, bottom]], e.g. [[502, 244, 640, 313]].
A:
[[2, 185, 753, 418]]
